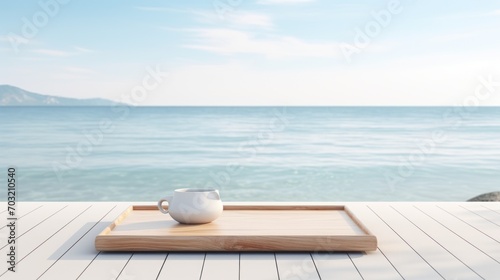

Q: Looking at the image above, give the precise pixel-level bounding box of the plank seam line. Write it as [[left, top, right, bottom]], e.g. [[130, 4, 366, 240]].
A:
[[0, 205, 78, 277], [415, 205, 500, 264], [436, 205, 500, 244], [198, 253, 207, 280], [459, 205, 500, 227], [376, 247, 405, 280], [155, 253, 168, 280], [367, 206, 445, 280], [115, 253, 134, 280], [0, 204, 44, 230], [274, 253, 281, 280], [0, 205, 93, 277], [36, 204, 118, 280], [75, 251, 101, 280], [309, 253, 322, 280], [346, 252, 364, 280], [390, 206, 484, 280], [480, 205, 500, 216], [1, 204, 68, 250]]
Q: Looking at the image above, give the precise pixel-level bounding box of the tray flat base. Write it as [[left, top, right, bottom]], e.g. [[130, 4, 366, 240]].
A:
[[95, 205, 377, 252]]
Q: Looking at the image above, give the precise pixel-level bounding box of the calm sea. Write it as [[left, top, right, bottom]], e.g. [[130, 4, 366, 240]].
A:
[[1, 106, 499, 201]]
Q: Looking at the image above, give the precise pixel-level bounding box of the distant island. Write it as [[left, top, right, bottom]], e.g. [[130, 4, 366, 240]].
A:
[[0, 85, 122, 106]]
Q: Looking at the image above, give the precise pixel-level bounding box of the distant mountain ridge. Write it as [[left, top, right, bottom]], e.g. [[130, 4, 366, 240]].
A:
[[0, 85, 122, 106]]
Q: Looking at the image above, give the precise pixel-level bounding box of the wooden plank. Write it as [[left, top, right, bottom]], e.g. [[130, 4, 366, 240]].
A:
[[311, 252, 363, 280], [116, 253, 167, 280], [348, 251, 403, 280], [0, 203, 120, 279], [461, 204, 500, 226], [16, 202, 45, 215], [0, 202, 41, 220], [482, 204, 500, 215], [0, 203, 89, 278], [479, 201, 500, 211], [275, 253, 321, 280], [76, 252, 133, 280], [240, 253, 279, 280], [156, 253, 205, 280], [200, 253, 239, 280], [394, 204, 500, 279], [37, 203, 130, 280], [96, 205, 376, 251], [437, 204, 500, 243], [0, 204, 62, 244], [369, 204, 480, 279], [0, 203, 68, 251], [416, 204, 500, 261], [347, 204, 441, 280], [0, 202, 42, 242]]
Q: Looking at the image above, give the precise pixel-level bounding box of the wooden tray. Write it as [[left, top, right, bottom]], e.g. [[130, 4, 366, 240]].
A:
[[95, 205, 377, 252]]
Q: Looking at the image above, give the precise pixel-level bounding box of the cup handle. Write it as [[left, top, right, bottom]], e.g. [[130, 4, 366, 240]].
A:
[[208, 191, 220, 200], [157, 195, 173, 214]]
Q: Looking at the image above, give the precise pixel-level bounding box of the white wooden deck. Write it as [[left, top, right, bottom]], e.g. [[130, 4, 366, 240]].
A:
[[1, 202, 499, 280]]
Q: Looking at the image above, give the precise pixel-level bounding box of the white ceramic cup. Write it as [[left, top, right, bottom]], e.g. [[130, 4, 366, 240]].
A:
[[157, 188, 223, 224]]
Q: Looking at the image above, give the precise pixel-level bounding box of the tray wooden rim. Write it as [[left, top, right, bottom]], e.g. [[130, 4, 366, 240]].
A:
[[95, 204, 377, 252]]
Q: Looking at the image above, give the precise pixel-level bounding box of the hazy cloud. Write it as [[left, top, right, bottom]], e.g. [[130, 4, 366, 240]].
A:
[[31, 49, 74, 57], [227, 12, 274, 28], [184, 28, 339, 58], [258, 0, 315, 4]]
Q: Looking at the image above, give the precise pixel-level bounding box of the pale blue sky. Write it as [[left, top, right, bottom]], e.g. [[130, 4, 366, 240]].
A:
[[1, 0, 500, 105]]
